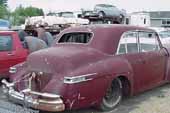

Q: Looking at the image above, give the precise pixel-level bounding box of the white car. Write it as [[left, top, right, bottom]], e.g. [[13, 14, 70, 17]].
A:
[[25, 12, 89, 29], [150, 27, 170, 48]]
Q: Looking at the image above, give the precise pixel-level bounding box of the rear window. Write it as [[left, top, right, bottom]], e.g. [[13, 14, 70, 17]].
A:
[[0, 35, 12, 51], [58, 33, 92, 44]]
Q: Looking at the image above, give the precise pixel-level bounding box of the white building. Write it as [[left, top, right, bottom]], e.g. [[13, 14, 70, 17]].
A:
[[125, 12, 150, 27], [126, 11, 170, 28]]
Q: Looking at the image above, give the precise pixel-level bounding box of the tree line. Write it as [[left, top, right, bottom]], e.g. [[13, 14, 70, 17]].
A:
[[0, 0, 44, 25]]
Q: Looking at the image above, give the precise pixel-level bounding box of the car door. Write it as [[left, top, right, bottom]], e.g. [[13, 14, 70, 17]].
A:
[[137, 31, 167, 89], [117, 31, 148, 93], [0, 34, 14, 75]]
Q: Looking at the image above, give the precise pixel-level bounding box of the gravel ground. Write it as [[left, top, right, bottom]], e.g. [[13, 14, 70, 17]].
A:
[[0, 84, 170, 113]]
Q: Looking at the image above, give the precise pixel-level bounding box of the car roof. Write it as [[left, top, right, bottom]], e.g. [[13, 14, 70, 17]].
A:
[[63, 24, 154, 33], [0, 30, 15, 33], [58, 24, 154, 54]]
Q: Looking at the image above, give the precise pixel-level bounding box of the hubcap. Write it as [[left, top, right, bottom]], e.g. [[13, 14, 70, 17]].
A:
[[103, 79, 122, 108]]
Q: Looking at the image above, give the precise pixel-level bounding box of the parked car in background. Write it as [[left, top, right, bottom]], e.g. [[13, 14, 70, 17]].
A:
[[2, 25, 170, 112], [0, 30, 47, 77], [25, 12, 89, 33], [0, 31, 28, 77], [0, 19, 11, 30], [150, 27, 170, 48], [57, 11, 89, 25], [94, 4, 125, 18], [58, 11, 75, 18]]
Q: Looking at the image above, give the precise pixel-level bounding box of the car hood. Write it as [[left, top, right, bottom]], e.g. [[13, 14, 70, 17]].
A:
[[26, 45, 105, 76]]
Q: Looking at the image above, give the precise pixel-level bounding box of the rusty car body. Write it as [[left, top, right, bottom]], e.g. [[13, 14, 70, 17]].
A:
[[2, 24, 170, 112]]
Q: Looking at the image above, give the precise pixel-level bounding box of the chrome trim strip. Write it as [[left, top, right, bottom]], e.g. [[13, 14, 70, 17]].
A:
[[64, 73, 97, 84], [65, 73, 97, 79]]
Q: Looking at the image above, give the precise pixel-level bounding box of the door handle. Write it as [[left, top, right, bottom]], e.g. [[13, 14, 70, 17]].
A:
[[7, 52, 15, 56]]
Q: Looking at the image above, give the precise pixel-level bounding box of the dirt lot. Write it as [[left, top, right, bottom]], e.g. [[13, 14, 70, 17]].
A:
[[0, 84, 170, 113]]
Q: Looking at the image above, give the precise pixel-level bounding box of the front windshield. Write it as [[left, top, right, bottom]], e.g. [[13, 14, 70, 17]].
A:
[[159, 31, 170, 38], [60, 12, 75, 18]]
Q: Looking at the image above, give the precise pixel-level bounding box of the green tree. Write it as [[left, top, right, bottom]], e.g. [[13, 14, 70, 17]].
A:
[[0, 0, 9, 19], [14, 6, 44, 17], [0, 0, 7, 7], [12, 5, 44, 25], [0, 5, 9, 19]]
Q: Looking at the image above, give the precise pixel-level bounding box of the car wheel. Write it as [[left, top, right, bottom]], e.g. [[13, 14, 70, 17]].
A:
[[98, 11, 105, 18], [100, 78, 122, 111]]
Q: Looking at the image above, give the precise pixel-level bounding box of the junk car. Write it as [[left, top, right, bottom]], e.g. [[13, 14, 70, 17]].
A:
[[94, 4, 125, 18], [2, 25, 170, 112]]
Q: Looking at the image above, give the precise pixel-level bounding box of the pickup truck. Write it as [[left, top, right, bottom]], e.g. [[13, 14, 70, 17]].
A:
[[0, 30, 47, 77]]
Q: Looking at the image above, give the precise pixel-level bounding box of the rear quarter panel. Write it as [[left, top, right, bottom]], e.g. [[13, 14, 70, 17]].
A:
[[59, 56, 134, 110]]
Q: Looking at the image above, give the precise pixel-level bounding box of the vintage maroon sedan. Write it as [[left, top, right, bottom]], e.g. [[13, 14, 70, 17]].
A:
[[2, 25, 170, 112]]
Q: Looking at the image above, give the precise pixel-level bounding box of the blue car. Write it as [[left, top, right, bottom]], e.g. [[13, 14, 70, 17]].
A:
[[0, 19, 11, 30], [94, 4, 125, 18]]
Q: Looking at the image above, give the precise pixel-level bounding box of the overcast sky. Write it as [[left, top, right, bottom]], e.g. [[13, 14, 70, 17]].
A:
[[8, 0, 170, 13]]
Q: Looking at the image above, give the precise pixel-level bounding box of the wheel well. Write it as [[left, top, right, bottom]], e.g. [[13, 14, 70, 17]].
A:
[[99, 11, 105, 15], [118, 76, 131, 97], [99, 11, 104, 13]]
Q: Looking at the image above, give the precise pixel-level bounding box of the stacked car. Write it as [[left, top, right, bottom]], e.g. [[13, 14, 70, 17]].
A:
[[25, 12, 89, 32]]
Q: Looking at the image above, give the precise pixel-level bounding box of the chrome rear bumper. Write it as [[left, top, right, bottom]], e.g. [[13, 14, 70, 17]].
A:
[[2, 79, 65, 112]]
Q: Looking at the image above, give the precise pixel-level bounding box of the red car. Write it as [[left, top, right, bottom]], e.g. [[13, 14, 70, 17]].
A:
[[2, 25, 170, 112], [0, 31, 28, 77], [0, 30, 47, 77]]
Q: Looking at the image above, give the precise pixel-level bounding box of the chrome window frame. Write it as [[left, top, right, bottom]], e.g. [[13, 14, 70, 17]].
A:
[[116, 30, 162, 55], [116, 30, 139, 55], [138, 31, 161, 53]]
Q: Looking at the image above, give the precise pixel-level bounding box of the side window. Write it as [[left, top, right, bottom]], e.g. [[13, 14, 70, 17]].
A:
[[117, 32, 138, 54], [0, 35, 12, 51], [118, 44, 126, 54], [139, 32, 160, 52]]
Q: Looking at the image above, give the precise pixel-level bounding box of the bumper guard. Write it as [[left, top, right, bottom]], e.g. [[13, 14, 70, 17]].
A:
[[1, 79, 65, 112]]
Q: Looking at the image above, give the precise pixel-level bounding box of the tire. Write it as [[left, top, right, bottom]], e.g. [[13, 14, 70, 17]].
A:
[[98, 11, 105, 18], [100, 78, 122, 111]]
